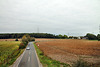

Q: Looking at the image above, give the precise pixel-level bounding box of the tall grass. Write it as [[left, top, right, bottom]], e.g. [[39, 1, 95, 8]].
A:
[[0, 41, 21, 67]]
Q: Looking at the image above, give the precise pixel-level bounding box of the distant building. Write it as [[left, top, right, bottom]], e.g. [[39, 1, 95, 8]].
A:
[[82, 37, 88, 39], [68, 36, 88, 39], [78, 36, 81, 39]]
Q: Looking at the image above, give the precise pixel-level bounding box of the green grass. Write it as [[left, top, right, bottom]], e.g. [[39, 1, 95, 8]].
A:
[[34, 43, 70, 67], [0, 41, 24, 67]]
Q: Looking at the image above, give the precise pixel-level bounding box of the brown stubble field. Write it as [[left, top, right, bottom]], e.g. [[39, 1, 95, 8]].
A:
[[35, 39, 100, 65]]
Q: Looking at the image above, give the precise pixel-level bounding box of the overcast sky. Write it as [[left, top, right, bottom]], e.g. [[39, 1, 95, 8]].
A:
[[0, 0, 100, 36]]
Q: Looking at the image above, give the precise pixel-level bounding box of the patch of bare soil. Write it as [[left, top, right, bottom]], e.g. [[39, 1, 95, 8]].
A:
[[36, 39, 100, 65]]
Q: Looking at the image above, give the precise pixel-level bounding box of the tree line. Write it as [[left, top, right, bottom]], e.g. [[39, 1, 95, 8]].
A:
[[0, 33, 100, 41], [0, 33, 68, 39], [85, 33, 100, 41]]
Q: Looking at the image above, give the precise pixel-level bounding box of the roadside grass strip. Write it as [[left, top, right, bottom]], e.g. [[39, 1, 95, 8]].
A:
[[34, 43, 70, 67]]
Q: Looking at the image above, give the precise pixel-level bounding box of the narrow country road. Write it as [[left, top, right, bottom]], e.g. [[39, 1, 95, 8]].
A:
[[18, 42, 39, 67]]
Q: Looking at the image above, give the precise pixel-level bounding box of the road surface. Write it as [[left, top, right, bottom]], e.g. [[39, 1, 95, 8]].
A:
[[18, 42, 39, 67]]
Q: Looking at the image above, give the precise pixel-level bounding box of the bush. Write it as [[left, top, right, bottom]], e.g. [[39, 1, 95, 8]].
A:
[[15, 38, 18, 41], [19, 35, 35, 49], [22, 35, 28, 43], [19, 43, 25, 49], [25, 34, 31, 41], [23, 42, 28, 46], [72, 59, 90, 67], [30, 37, 35, 41], [22, 35, 28, 46]]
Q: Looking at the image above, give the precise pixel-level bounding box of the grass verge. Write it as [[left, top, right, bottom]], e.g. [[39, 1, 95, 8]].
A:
[[34, 43, 70, 67]]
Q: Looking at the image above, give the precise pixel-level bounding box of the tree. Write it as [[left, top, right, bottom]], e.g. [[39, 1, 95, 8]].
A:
[[58, 34, 63, 38], [62, 35, 68, 39], [30, 37, 35, 41], [22, 35, 28, 45], [97, 34, 100, 41], [86, 33, 97, 40], [26, 34, 31, 41]]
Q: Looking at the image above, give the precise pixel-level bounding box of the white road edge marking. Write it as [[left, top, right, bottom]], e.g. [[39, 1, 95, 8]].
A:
[[28, 56, 30, 62]]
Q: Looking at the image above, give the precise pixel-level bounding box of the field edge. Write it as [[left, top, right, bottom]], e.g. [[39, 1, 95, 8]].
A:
[[34, 43, 70, 67]]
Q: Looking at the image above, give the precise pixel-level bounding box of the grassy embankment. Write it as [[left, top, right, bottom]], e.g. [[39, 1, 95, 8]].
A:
[[34, 43, 70, 67], [0, 41, 24, 67]]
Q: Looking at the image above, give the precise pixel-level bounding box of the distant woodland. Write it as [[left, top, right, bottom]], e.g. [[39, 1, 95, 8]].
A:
[[0, 33, 100, 41], [0, 33, 68, 39]]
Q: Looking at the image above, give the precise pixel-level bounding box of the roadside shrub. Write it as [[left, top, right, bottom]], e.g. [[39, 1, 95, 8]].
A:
[[22, 36, 28, 43], [25, 34, 31, 41], [22, 35, 28, 46], [72, 59, 90, 67], [40, 52, 44, 55], [20, 35, 35, 49], [30, 37, 35, 41], [22, 41, 28, 46], [19, 43, 25, 49]]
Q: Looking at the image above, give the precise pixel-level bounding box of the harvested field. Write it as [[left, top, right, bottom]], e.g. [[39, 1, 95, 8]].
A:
[[35, 38, 59, 41], [35, 39, 100, 65], [0, 39, 21, 41]]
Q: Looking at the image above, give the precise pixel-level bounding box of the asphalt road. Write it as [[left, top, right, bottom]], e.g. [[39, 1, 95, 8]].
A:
[[18, 42, 39, 67]]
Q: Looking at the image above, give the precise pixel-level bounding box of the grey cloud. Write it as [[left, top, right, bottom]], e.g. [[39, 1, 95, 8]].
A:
[[0, 0, 100, 36]]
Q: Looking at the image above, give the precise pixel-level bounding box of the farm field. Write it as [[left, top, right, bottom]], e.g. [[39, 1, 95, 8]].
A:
[[35, 39, 100, 66], [0, 41, 21, 66], [0, 38, 55, 41], [0, 38, 57, 41], [0, 39, 21, 41], [35, 38, 59, 41]]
